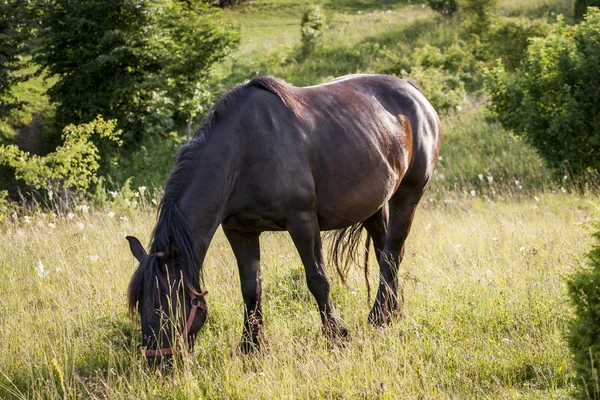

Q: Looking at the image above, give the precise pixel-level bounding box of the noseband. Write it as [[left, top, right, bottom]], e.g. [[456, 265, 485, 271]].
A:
[[143, 283, 208, 358]]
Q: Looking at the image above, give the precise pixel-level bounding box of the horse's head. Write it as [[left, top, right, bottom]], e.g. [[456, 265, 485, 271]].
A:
[[126, 235, 208, 365]]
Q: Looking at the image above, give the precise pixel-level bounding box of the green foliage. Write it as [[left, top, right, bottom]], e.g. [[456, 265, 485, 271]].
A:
[[382, 41, 479, 112], [155, 0, 239, 139], [568, 221, 600, 398], [459, 0, 498, 36], [0, 0, 32, 119], [575, 0, 600, 20], [300, 6, 325, 58], [486, 17, 550, 71], [32, 0, 159, 140], [32, 0, 238, 144], [0, 116, 122, 194], [428, 0, 458, 17], [485, 9, 600, 176]]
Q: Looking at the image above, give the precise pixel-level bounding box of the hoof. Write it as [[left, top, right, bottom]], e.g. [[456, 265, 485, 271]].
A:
[[240, 332, 264, 354]]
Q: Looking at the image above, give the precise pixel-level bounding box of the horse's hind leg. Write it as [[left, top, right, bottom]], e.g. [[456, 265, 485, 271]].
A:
[[223, 227, 264, 353], [287, 212, 349, 340], [368, 180, 426, 326]]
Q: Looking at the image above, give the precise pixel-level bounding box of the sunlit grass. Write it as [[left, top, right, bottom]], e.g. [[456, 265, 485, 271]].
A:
[[0, 193, 596, 398]]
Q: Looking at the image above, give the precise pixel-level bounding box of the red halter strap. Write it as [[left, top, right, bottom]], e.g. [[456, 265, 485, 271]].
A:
[[142, 284, 208, 358]]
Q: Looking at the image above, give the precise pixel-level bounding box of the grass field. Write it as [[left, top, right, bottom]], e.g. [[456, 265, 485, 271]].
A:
[[0, 193, 596, 398]]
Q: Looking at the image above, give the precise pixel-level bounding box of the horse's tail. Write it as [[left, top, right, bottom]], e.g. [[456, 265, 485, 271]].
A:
[[327, 223, 372, 303]]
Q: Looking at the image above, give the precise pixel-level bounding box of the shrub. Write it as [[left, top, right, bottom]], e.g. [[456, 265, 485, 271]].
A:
[[485, 9, 600, 176], [0, 116, 122, 201], [381, 41, 477, 112], [568, 222, 600, 398], [300, 6, 325, 58], [486, 17, 550, 71], [459, 0, 498, 36]]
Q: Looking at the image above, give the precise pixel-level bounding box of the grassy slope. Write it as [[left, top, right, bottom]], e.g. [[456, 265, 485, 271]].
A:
[[0, 194, 596, 398]]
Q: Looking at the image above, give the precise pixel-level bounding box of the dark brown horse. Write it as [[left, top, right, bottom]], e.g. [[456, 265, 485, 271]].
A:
[[126, 74, 440, 361]]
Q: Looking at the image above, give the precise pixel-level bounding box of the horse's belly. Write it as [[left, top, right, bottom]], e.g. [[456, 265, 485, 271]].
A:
[[315, 164, 399, 230]]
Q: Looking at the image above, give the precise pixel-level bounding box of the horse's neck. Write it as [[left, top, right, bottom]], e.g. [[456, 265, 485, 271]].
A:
[[176, 146, 235, 254]]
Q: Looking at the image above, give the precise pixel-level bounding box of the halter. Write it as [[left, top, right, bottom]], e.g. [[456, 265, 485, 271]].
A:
[[142, 262, 209, 358]]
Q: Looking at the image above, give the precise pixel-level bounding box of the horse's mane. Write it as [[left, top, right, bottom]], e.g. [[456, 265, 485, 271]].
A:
[[128, 76, 301, 313]]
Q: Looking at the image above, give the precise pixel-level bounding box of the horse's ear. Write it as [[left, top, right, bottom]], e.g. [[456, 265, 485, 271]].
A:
[[126, 236, 147, 263], [162, 235, 178, 265]]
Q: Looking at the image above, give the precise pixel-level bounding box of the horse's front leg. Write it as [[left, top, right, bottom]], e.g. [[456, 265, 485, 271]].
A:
[[223, 227, 264, 353]]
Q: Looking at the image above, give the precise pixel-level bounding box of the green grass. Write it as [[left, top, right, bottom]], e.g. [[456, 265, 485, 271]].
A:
[[0, 193, 596, 398]]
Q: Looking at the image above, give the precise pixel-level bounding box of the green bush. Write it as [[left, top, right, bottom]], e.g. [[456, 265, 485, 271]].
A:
[[459, 0, 498, 36], [300, 6, 325, 58], [568, 222, 600, 399], [382, 40, 478, 112], [0, 116, 122, 199], [486, 17, 550, 71], [485, 9, 600, 176]]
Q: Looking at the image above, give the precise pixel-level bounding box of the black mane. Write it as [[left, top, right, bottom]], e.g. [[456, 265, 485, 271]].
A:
[[127, 203, 201, 314]]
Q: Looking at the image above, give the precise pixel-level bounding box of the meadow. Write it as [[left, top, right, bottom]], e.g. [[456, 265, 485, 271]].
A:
[[1, 0, 599, 398], [0, 190, 596, 399]]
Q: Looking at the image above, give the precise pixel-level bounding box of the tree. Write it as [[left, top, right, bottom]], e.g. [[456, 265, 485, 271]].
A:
[[154, 0, 239, 140], [32, 0, 238, 143], [0, 0, 31, 119], [32, 0, 161, 141], [485, 8, 600, 176]]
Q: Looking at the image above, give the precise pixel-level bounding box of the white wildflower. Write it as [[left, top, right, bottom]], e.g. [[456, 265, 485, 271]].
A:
[[67, 212, 75, 220], [24, 216, 32, 224], [470, 190, 476, 197], [134, 192, 139, 198], [107, 211, 115, 219], [119, 216, 129, 221], [560, 187, 567, 193], [487, 176, 493, 183], [519, 247, 526, 252], [89, 254, 99, 262], [138, 186, 147, 195], [534, 196, 540, 202], [109, 191, 118, 198], [36, 260, 48, 278], [48, 223, 56, 229], [77, 222, 85, 230]]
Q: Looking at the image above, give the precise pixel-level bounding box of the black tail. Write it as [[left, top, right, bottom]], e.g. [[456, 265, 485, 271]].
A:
[[327, 223, 372, 303]]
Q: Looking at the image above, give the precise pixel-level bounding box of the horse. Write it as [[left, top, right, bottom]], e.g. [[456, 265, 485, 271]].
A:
[[126, 74, 441, 362]]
